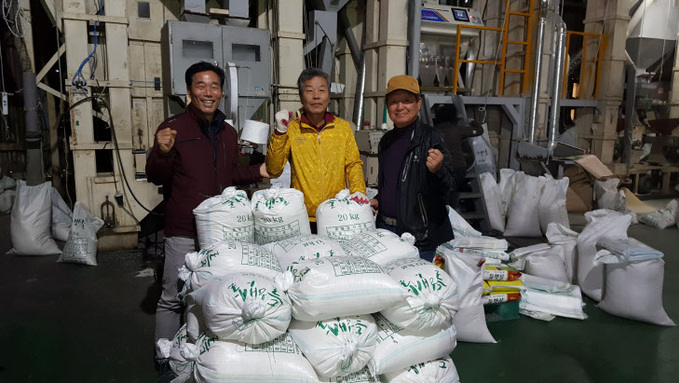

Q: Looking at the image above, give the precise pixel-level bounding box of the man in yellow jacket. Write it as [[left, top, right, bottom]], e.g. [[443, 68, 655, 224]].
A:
[[266, 68, 366, 227]]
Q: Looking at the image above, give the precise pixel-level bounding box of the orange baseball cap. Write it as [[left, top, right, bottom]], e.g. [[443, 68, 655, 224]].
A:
[[385, 74, 420, 96]]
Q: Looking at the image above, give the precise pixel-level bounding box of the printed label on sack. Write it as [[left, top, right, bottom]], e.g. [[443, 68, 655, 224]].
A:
[[223, 225, 254, 241], [342, 235, 387, 257], [255, 220, 301, 243], [330, 258, 382, 276], [373, 313, 404, 342], [244, 333, 302, 354], [239, 243, 282, 271], [325, 222, 374, 240]]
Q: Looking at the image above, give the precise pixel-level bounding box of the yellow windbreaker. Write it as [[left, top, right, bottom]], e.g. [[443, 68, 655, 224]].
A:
[[266, 115, 366, 221]]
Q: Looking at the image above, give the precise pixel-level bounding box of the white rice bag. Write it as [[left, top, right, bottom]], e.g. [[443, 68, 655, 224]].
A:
[[479, 172, 505, 232], [284, 256, 406, 321], [51, 187, 72, 242], [597, 258, 675, 326], [316, 190, 376, 239], [381, 356, 460, 383], [156, 324, 193, 383], [188, 273, 292, 344], [288, 315, 377, 378], [545, 223, 578, 283], [447, 205, 482, 238], [252, 186, 311, 245], [504, 173, 543, 237], [638, 199, 677, 229], [57, 202, 104, 266], [193, 187, 254, 247], [538, 175, 570, 234], [380, 258, 458, 332], [9, 181, 61, 255], [178, 241, 282, 295], [370, 313, 457, 375], [183, 332, 319, 383], [577, 209, 632, 301], [437, 246, 496, 343]]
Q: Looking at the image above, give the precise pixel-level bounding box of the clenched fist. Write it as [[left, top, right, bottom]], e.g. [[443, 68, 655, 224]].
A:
[[426, 148, 443, 173], [156, 127, 177, 154], [274, 109, 293, 134]]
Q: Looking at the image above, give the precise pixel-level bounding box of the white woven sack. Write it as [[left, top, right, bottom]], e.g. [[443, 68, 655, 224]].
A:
[[57, 202, 105, 266], [266, 234, 346, 270], [193, 187, 253, 248], [284, 256, 406, 321], [252, 186, 311, 245], [338, 229, 419, 267], [504, 173, 543, 237], [522, 245, 569, 283], [498, 168, 518, 218], [316, 190, 375, 240], [183, 332, 319, 383], [381, 356, 460, 383], [479, 172, 505, 232], [380, 258, 458, 332], [156, 324, 193, 383], [51, 187, 72, 242], [370, 313, 457, 375], [595, 178, 626, 211], [638, 199, 678, 229], [0, 175, 16, 191], [577, 209, 632, 301], [178, 241, 282, 295], [288, 315, 377, 378], [598, 258, 675, 326], [9, 181, 61, 255], [546, 223, 578, 283], [437, 246, 496, 343], [447, 206, 482, 238], [538, 175, 570, 234], [188, 273, 292, 344], [0, 189, 15, 214]]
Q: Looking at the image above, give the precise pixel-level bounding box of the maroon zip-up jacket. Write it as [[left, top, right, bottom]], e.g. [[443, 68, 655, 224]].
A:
[[146, 104, 261, 238]]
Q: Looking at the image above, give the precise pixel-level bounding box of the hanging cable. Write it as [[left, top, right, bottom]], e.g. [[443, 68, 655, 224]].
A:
[[71, 1, 104, 89]]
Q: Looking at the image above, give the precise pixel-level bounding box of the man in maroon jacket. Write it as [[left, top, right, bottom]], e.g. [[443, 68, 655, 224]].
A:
[[146, 62, 267, 367]]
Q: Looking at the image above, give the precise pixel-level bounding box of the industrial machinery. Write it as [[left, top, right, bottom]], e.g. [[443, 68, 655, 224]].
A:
[[162, 20, 271, 132]]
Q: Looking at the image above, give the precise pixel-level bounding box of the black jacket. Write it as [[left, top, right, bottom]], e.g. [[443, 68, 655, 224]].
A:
[[377, 118, 459, 250]]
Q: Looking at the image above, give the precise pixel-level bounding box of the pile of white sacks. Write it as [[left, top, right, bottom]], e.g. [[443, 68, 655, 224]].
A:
[[477, 171, 674, 326], [158, 186, 461, 383]]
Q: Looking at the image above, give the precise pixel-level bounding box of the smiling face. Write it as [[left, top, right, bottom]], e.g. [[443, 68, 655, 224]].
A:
[[187, 70, 223, 121], [300, 76, 330, 123], [386, 90, 421, 128]]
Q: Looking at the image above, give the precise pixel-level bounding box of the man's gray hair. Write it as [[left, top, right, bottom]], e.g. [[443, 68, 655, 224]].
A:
[[297, 68, 330, 98]]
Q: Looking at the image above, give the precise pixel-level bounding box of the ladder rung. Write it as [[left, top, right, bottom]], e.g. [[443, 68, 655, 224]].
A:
[[506, 40, 529, 46], [508, 11, 531, 17], [504, 69, 526, 74]]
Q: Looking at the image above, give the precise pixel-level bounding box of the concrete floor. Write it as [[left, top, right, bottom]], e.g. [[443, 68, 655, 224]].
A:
[[0, 209, 678, 382]]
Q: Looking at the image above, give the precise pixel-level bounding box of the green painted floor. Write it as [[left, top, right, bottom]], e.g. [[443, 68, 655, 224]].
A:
[[0, 212, 677, 382]]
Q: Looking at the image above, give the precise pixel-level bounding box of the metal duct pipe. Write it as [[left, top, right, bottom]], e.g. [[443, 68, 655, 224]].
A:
[[23, 72, 45, 185], [548, 21, 567, 153], [338, 8, 361, 69], [528, 0, 549, 144], [623, 51, 637, 172], [353, 57, 366, 130], [407, 0, 422, 78]]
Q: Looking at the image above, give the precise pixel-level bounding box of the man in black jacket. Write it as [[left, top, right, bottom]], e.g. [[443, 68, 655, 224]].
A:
[[371, 75, 459, 261]]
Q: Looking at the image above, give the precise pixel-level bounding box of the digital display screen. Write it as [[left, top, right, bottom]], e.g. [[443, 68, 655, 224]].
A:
[[452, 8, 469, 22]]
